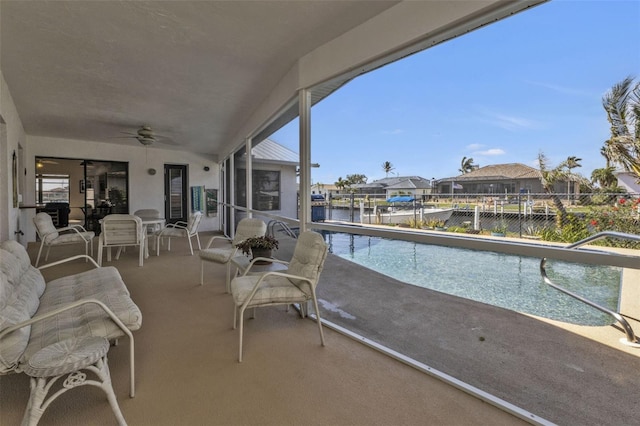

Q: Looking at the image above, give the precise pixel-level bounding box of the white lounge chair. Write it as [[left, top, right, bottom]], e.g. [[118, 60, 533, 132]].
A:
[[198, 218, 267, 290], [230, 231, 328, 362], [156, 211, 203, 256], [33, 212, 95, 267]]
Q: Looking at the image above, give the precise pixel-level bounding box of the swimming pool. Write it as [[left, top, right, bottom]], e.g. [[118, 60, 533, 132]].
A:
[[323, 232, 622, 326]]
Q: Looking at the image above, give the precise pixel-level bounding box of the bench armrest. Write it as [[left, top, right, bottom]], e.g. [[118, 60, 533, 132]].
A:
[[0, 297, 138, 397], [38, 255, 100, 270], [0, 298, 131, 341]]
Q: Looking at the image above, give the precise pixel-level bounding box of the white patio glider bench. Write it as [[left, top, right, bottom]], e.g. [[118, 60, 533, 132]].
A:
[[0, 240, 142, 424]]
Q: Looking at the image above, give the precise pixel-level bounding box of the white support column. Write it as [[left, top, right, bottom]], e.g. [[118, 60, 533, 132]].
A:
[[245, 138, 253, 218], [229, 154, 236, 237], [299, 89, 312, 232], [219, 160, 226, 233]]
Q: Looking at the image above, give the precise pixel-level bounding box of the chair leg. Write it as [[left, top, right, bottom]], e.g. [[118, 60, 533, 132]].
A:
[[35, 242, 45, 267], [225, 263, 231, 293], [97, 245, 103, 266], [311, 293, 325, 346], [167, 238, 171, 251], [233, 305, 238, 329], [238, 305, 246, 363], [44, 247, 51, 262], [187, 237, 194, 255], [200, 260, 204, 285], [195, 234, 201, 250]]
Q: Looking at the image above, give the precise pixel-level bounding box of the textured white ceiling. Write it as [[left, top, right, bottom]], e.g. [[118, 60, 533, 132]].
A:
[[1, 1, 399, 155]]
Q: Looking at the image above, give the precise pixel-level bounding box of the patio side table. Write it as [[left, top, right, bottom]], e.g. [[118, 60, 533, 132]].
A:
[[21, 336, 126, 426]]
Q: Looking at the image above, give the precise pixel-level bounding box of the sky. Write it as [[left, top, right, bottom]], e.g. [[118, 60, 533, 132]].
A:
[[271, 0, 640, 186]]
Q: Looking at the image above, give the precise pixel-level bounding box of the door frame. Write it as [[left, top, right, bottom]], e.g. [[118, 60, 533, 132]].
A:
[[164, 164, 188, 224]]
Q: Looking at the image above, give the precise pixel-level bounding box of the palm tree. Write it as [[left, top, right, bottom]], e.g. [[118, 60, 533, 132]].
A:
[[591, 166, 617, 190], [537, 152, 568, 225], [334, 177, 346, 193], [601, 76, 640, 178], [564, 156, 582, 201], [459, 156, 475, 174], [381, 161, 394, 177]]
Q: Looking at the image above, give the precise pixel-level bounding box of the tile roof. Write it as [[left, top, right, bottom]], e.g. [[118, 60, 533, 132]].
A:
[[355, 176, 432, 189], [453, 163, 542, 181]]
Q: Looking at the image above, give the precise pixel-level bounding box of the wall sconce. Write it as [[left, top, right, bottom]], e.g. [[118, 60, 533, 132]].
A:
[[148, 168, 156, 175], [203, 166, 210, 172]]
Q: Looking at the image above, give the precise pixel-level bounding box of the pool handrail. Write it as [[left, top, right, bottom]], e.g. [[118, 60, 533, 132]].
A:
[[267, 220, 298, 240], [540, 231, 640, 346]]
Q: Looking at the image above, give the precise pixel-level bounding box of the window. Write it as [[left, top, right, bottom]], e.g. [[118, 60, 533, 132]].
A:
[[36, 174, 70, 204], [236, 169, 281, 211]]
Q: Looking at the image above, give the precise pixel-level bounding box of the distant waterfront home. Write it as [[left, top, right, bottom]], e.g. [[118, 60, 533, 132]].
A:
[[436, 163, 568, 195], [352, 176, 435, 199], [615, 171, 640, 194], [311, 183, 339, 199]]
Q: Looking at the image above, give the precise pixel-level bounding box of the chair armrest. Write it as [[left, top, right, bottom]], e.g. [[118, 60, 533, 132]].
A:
[[240, 271, 312, 309], [240, 258, 289, 276], [166, 220, 188, 228], [204, 235, 233, 249], [0, 298, 132, 341], [38, 254, 101, 270], [163, 224, 188, 232], [58, 224, 89, 233], [54, 226, 92, 242]]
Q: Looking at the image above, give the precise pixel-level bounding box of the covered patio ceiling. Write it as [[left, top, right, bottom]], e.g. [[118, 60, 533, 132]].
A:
[[0, 1, 544, 159]]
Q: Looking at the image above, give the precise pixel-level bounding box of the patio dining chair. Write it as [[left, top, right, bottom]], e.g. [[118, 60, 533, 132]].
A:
[[134, 209, 163, 251], [198, 217, 267, 290], [97, 214, 145, 267], [33, 212, 95, 267], [230, 231, 328, 362], [155, 211, 203, 256]]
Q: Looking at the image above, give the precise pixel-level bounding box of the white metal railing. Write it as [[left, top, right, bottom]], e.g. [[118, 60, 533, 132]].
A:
[[540, 231, 640, 347]]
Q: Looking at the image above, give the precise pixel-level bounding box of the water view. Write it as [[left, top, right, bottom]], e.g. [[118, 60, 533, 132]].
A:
[[324, 232, 622, 326]]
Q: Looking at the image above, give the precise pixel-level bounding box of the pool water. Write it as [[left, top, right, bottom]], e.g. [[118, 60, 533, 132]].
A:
[[324, 233, 622, 326]]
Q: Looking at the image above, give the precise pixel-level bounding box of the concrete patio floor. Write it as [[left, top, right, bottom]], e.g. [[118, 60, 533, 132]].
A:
[[2, 230, 639, 425], [300, 232, 640, 425]]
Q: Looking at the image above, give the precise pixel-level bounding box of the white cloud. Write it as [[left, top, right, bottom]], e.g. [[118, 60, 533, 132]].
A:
[[466, 143, 484, 150], [474, 148, 505, 156], [524, 80, 592, 97], [476, 108, 537, 131]]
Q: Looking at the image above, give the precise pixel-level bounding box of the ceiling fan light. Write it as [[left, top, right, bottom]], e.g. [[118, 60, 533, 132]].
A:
[[137, 126, 154, 138], [137, 136, 155, 145]]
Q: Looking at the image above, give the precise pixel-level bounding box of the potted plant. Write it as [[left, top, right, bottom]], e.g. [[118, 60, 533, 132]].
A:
[[424, 219, 446, 230], [236, 235, 279, 262], [491, 221, 508, 237]]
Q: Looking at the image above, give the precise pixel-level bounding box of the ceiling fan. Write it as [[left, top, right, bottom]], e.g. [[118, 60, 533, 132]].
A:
[[117, 126, 174, 146], [36, 158, 58, 168]]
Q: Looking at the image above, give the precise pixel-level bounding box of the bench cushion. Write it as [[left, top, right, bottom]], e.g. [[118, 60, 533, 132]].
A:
[[21, 267, 142, 364], [0, 242, 46, 374], [0, 272, 33, 373], [0, 240, 142, 375]]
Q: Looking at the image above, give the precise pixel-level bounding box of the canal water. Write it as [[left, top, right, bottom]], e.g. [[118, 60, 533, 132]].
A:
[[324, 207, 555, 233]]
